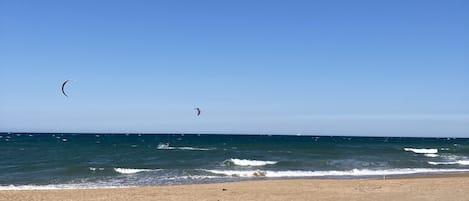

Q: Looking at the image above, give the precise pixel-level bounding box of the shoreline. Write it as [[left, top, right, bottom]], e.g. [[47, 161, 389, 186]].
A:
[[2, 172, 469, 190], [1, 173, 469, 201]]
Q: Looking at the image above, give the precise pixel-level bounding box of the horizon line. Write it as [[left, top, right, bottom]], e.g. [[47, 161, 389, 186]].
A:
[[1, 131, 467, 139]]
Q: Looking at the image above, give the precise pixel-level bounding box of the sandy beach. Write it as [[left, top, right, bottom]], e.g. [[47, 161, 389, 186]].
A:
[[1, 174, 469, 201]]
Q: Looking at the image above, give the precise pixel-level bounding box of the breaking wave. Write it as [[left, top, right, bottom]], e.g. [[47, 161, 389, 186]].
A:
[[403, 148, 438, 154], [157, 143, 212, 151], [0, 184, 128, 190], [203, 168, 469, 178], [428, 160, 469, 166], [113, 168, 160, 174], [223, 159, 278, 166]]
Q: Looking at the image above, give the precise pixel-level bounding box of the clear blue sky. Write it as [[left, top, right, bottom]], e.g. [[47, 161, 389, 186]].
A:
[[1, 0, 468, 137]]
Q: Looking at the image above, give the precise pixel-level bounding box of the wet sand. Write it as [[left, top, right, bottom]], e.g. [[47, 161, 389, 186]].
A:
[[1, 174, 469, 201]]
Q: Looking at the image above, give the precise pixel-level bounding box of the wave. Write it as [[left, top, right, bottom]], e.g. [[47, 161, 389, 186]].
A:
[[224, 159, 277, 167], [403, 148, 438, 154], [89, 167, 105, 171], [202, 168, 469, 178], [0, 175, 220, 190], [0, 184, 129, 191], [428, 160, 469, 166], [424, 154, 439, 158], [176, 147, 212, 151], [157, 143, 212, 151], [167, 175, 222, 180], [113, 168, 160, 174]]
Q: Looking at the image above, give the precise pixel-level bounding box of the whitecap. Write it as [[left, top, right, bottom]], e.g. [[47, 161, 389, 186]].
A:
[[224, 158, 277, 166], [441, 155, 460, 161], [89, 167, 105, 171], [458, 160, 469, 165], [203, 168, 469, 178], [156, 143, 212, 151], [424, 154, 439, 158], [403, 148, 438, 154], [157, 143, 173, 149], [113, 168, 159, 174], [428, 160, 469, 166], [176, 147, 212, 151]]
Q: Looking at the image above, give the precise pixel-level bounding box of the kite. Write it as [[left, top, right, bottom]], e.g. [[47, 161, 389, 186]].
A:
[[61, 80, 70, 97]]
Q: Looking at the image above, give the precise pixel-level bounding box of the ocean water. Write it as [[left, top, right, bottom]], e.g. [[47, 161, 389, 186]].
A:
[[1, 133, 469, 190]]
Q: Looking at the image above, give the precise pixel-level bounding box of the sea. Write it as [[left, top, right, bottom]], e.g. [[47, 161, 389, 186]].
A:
[[1, 133, 469, 190]]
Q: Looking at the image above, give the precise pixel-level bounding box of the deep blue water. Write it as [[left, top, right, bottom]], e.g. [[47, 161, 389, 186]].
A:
[[1, 133, 469, 189]]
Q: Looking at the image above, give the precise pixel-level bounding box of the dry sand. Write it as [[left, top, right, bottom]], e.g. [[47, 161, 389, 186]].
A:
[[1, 175, 469, 201]]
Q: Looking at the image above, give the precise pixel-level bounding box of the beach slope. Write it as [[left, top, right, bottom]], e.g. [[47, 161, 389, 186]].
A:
[[1, 176, 469, 201]]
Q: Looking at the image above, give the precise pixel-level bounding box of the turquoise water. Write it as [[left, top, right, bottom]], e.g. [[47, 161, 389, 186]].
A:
[[1, 133, 469, 189]]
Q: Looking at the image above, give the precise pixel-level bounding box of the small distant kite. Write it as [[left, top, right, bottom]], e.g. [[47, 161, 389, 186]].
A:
[[194, 107, 201, 116], [61, 80, 70, 97]]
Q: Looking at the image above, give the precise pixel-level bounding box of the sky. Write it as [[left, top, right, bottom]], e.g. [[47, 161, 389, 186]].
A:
[[0, 0, 468, 137]]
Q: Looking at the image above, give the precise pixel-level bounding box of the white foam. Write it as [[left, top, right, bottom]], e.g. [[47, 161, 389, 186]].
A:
[[441, 155, 460, 161], [458, 161, 469, 165], [404, 148, 438, 154], [428, 162, 455, 165], [458, 160, 469, 165], [156, 143, 211, 151], [428, 160, 469, 166], [167, 175, 222, 180], [0, 184, 129, 191], [157, 143, 173, 149], [424, 154, 439, 158], [113, 168, 159, 174], [203, 168, 469, 178], [176, 147, 212, 151], [224, 159, 277, 166]]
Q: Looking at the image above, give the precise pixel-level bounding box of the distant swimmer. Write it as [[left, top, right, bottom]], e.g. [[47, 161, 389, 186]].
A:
[[61, 80, 70, 97], [194, 107, 201, 116]]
